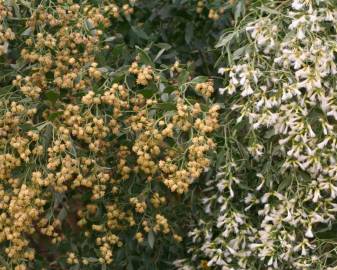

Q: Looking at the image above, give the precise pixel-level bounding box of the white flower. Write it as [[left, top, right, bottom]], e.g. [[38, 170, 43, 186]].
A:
[[186, 1, 337, 268], [241, 84, 254, 97], [305, 226, 314, 238], [218, 67, 226, 75], [312, 189, 321, 203], [292, 0, 304, 10], [219, 88, 226, 95], [317, 138, 330, 149]]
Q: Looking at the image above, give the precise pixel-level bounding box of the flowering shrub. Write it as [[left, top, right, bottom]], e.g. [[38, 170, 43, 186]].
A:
[[5, 0, 337, 269], [0, 0, 243, 269], [178, 0, 337, 269]]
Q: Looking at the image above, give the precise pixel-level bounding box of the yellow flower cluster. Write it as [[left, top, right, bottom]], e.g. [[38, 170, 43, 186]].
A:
[[0, 0, 221, 268], [135, 232, 144, 243], [104, 2, 134, 17], [153, 214, 170, 234], [0, 2, 15, 55], [1, 80, 219, 268], [0, 184, 44, 261], [13, 2, 117, 99], [195, 81, 214, 98], [129, 61, 154, 86], [129, 197, 147, 213], [195, 1, 230, 21], [150, 192, 166, 208]]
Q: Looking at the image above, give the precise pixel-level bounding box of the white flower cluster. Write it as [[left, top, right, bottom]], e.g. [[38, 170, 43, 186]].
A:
[[179, 0, 337, 269]]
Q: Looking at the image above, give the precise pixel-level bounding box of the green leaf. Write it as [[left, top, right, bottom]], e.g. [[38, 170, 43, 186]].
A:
[[155, 102, 176, 111], [185, 23, 194, 44], [0, 85, 14, 95], [264, 129, 275, 139], [86, 257, 99, 263], [131, 26, 149, 40], [111, 43, 127, 59], [215, 32, 235, 48], [191, 76, 208, 84], [136, 46, 154, 67], [233, 46, 247, 60], [45, 91, 59, 103], [11, 165, 26, 178], [259, 6, 282, 15], [57, 207, 68, 221], [177, 70, 189, 85], [19, 123, 35, 132], [234, 0, 245, 21], [42, 124, 53, 151], [10, 1, 21, 18], [36, 122, 50, 131], [216, 148, 226, 168], [48, 111, 63, 121], [84, 19, 95, 30], [139, 88, 156, 98], [316, 223, 337, 239], [154, 45, 170, 62], [21, 27, 33, 36], [237, 182, 252, 191], [147, 231, 155, 249], [104, 36, 117, 42], [278, 177, 292, 192], [155, 43, 171, 50]]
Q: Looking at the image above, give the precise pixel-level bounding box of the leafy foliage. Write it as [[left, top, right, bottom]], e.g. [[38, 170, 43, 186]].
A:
[[0, 0, 243, 269]]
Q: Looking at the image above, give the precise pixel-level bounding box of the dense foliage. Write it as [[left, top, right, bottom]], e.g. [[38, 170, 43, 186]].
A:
[[178, 0, 337, 269], [1, 0, 337, 270], [0, 0, 241, 269]]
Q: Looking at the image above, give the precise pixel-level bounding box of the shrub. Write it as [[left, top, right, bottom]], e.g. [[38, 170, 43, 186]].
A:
[[0, 0, 240, 269], [179, 0, 337, 269]]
